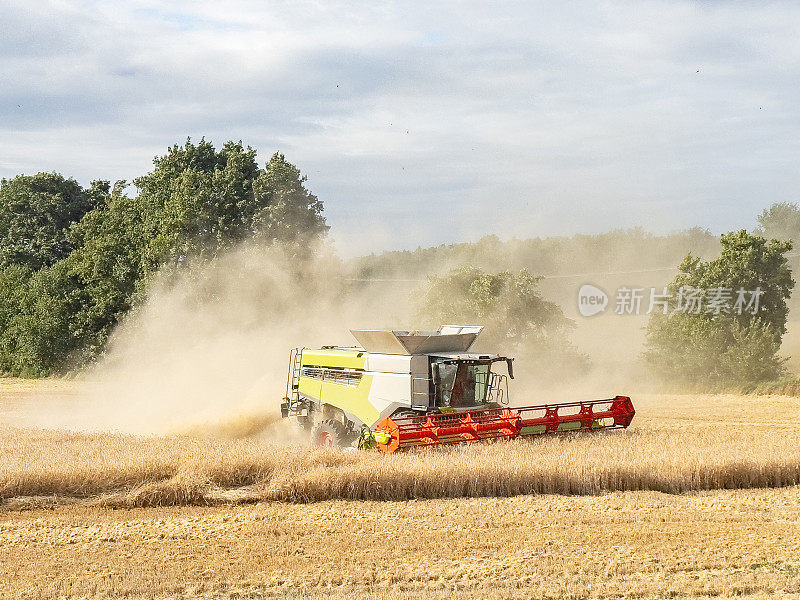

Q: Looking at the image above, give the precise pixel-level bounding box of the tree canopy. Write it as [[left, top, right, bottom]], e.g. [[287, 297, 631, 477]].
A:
[[0, 173, 100, 271], [0, 139, 328, 376], [756, 202, 800, 245], [644, 230, 795, 388], [416, 266, 588, 381]]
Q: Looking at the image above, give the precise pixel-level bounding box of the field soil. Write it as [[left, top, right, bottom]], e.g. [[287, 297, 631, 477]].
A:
[[2, 488, 799, 599], [0, 379, 799, 598]]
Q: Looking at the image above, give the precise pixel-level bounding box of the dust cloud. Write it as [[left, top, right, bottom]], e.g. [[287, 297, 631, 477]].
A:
[[21, 236, 690, 435], [79, 241, 411, 435]]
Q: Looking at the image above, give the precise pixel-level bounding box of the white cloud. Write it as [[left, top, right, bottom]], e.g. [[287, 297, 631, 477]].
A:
[[2, 0, 800, 255]]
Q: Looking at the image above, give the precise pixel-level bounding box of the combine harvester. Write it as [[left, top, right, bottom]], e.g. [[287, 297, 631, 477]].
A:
[[281, 326, 635, 452]]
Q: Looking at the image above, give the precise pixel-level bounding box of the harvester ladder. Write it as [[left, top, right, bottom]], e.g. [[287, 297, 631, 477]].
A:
[[286, 348, 303, 405]]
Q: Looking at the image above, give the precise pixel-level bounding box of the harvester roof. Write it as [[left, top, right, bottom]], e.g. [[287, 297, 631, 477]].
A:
[[349, 326, 483, 355]]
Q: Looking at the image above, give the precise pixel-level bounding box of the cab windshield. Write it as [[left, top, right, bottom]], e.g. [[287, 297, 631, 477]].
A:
[[435, 361, 490, 408]]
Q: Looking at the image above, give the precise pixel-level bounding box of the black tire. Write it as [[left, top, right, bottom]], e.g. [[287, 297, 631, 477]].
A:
[[311, 419, 354, 449]]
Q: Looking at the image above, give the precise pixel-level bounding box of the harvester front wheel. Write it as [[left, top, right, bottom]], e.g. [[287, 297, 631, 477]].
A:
[[312, 419, 352, 449]]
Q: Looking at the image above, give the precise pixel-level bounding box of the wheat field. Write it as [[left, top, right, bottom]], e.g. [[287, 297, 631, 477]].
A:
[[0, 387, 799, 506], [1, 380, 800, 598], [2, 488, 799, 599]]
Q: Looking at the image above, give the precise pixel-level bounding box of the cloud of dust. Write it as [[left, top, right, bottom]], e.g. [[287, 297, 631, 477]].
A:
[[32, 229, 702, 436], [513, 254, 683, 403], [77, 240, 413, 435], [553, 298, 657, 400]]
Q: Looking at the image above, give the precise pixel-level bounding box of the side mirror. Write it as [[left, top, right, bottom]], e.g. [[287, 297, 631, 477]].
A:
[[506, 358, 515, 379]]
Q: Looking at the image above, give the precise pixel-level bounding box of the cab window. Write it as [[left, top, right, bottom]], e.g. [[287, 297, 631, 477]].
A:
[[435, 361, 490, 408]]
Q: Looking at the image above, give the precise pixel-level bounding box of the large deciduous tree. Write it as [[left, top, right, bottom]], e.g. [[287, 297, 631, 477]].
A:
[[756, 202, 800, 245], [0, 139, 329, 376], [250, 152, 329, 243], [416, 267, 588, 381], [644, 230, 794, 388], [0, 173, 99, 270]]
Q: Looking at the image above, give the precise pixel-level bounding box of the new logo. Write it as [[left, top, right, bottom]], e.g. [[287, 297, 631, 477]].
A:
[[577, 284, 608, 317]]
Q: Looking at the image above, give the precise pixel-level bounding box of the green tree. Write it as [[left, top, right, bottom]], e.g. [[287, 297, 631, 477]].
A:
[[136, 139, 261, 270], [0, 265, 33, 372], [416, 267, 587, 379], [250, 152, 329, 243], [0, 173, 98, 270], [0, 140, 330, 376], [644, 230, 794, 388], [756, 202, 800, 244], [64, 183, 148, 355], [0, 261, 93, 376], [61, 140, 326, 366], [669, 230, 793, 335]]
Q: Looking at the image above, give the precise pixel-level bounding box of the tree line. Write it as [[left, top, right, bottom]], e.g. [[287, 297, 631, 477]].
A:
[[351, 227, 722, 281], [416, 230, 796, 390], [0, 139, 327, 376], [2, 135, 798, 391]]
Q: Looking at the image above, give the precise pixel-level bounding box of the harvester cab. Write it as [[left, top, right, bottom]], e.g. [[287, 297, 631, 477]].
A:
[[280, 325, 635, 452]]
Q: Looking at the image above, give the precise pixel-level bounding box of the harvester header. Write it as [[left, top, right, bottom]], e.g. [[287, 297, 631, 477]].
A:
[[280, 326, 634, 451]]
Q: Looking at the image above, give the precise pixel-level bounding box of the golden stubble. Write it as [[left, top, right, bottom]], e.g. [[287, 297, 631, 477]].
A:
[[0, 391, 798, 507]]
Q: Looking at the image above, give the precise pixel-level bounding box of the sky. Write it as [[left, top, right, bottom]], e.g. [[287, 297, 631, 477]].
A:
[[1, 0, 799, 256]]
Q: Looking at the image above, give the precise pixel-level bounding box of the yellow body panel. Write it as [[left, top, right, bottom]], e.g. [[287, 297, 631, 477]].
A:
[[301, 349, 367, 370], [298, 374, 378, 426], [298, 377, 322, 400]]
